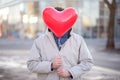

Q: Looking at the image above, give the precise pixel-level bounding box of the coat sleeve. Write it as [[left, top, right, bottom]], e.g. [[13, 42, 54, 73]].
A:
[[68, 37, 94, 79], [27, 40, 52, 73]]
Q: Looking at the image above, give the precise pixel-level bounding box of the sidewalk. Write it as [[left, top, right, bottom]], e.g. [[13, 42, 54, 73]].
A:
[[82, 66, 120, 80], [0, 38, 120, 80], [83, 38, 120, 80], [85, 38, 120, 71]]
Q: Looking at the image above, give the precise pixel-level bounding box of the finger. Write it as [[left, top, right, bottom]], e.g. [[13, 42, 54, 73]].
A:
[[56, 60, 62, 63], [56, 58, 62, 62], [56, 64, 62, 67], [56, 63, 62, 67], [59, 74, 63, 77], [55, 59, 62, 63], [57, 67, 62, 71], [58, 73, 64, 77], [55, 60, 61, 63], [57, 61, 62, 64], [57, 57, 62, 60], [57, 68, 63, 73], [57, 69, 65, 77], [57, 71, 63, 77], [57, 59, 62, 63], [53, 62, 60, 67], [57, 71, 63, 75], [57, 71, 62, 74], [56, 59, 62, 62], [57, 68, 61, 72]]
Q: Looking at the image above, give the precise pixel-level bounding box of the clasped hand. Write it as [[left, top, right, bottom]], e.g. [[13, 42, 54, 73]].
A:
[[51, 56, 71, 78]]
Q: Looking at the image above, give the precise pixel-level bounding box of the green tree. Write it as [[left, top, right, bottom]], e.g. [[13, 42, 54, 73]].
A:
[[104, 0, 116, 49]]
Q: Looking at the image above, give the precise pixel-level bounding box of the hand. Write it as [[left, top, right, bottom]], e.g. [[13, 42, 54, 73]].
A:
[[57, 67, 71, 78], [51, 56, 62, 69]]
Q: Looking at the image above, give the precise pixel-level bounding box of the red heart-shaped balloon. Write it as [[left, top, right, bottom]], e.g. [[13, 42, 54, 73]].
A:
[[42, 7, 78, 37]]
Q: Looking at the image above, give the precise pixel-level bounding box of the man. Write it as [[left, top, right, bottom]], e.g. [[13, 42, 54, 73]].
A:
[[27, 7, 93, 80]]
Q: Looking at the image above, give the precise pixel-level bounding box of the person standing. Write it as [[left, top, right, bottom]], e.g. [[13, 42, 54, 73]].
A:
[[27, 7, 93, 80]]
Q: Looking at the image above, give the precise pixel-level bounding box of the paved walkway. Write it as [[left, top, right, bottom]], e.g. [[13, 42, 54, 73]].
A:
[[0, 39, 120, 80]]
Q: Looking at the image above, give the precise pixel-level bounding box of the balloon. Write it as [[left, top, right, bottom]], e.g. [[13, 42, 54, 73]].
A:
[[42, 7, 78, 37]]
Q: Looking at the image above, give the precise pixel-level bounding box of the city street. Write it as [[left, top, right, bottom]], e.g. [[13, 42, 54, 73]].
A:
[[0, 38, 120, 80], [0, 0, 120, 80]]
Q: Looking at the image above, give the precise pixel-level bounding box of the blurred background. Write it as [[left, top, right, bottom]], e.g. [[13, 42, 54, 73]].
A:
[[0, 0, 120, 80]]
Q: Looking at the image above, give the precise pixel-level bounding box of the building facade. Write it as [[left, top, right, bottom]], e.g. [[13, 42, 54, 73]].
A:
[[115, 0, 120, 40], [0, 0, 119, 39]]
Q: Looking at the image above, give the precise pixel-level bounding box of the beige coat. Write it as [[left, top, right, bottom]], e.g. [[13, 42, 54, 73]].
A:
[[27, 31, 93, 80]]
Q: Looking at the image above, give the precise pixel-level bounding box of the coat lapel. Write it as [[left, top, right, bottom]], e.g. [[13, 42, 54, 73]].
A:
[[46, 31, 59, 51], [45, 30, 74, 53]]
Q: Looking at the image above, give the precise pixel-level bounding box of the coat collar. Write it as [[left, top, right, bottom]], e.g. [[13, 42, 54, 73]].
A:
[[45, 30, 73, 51]]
